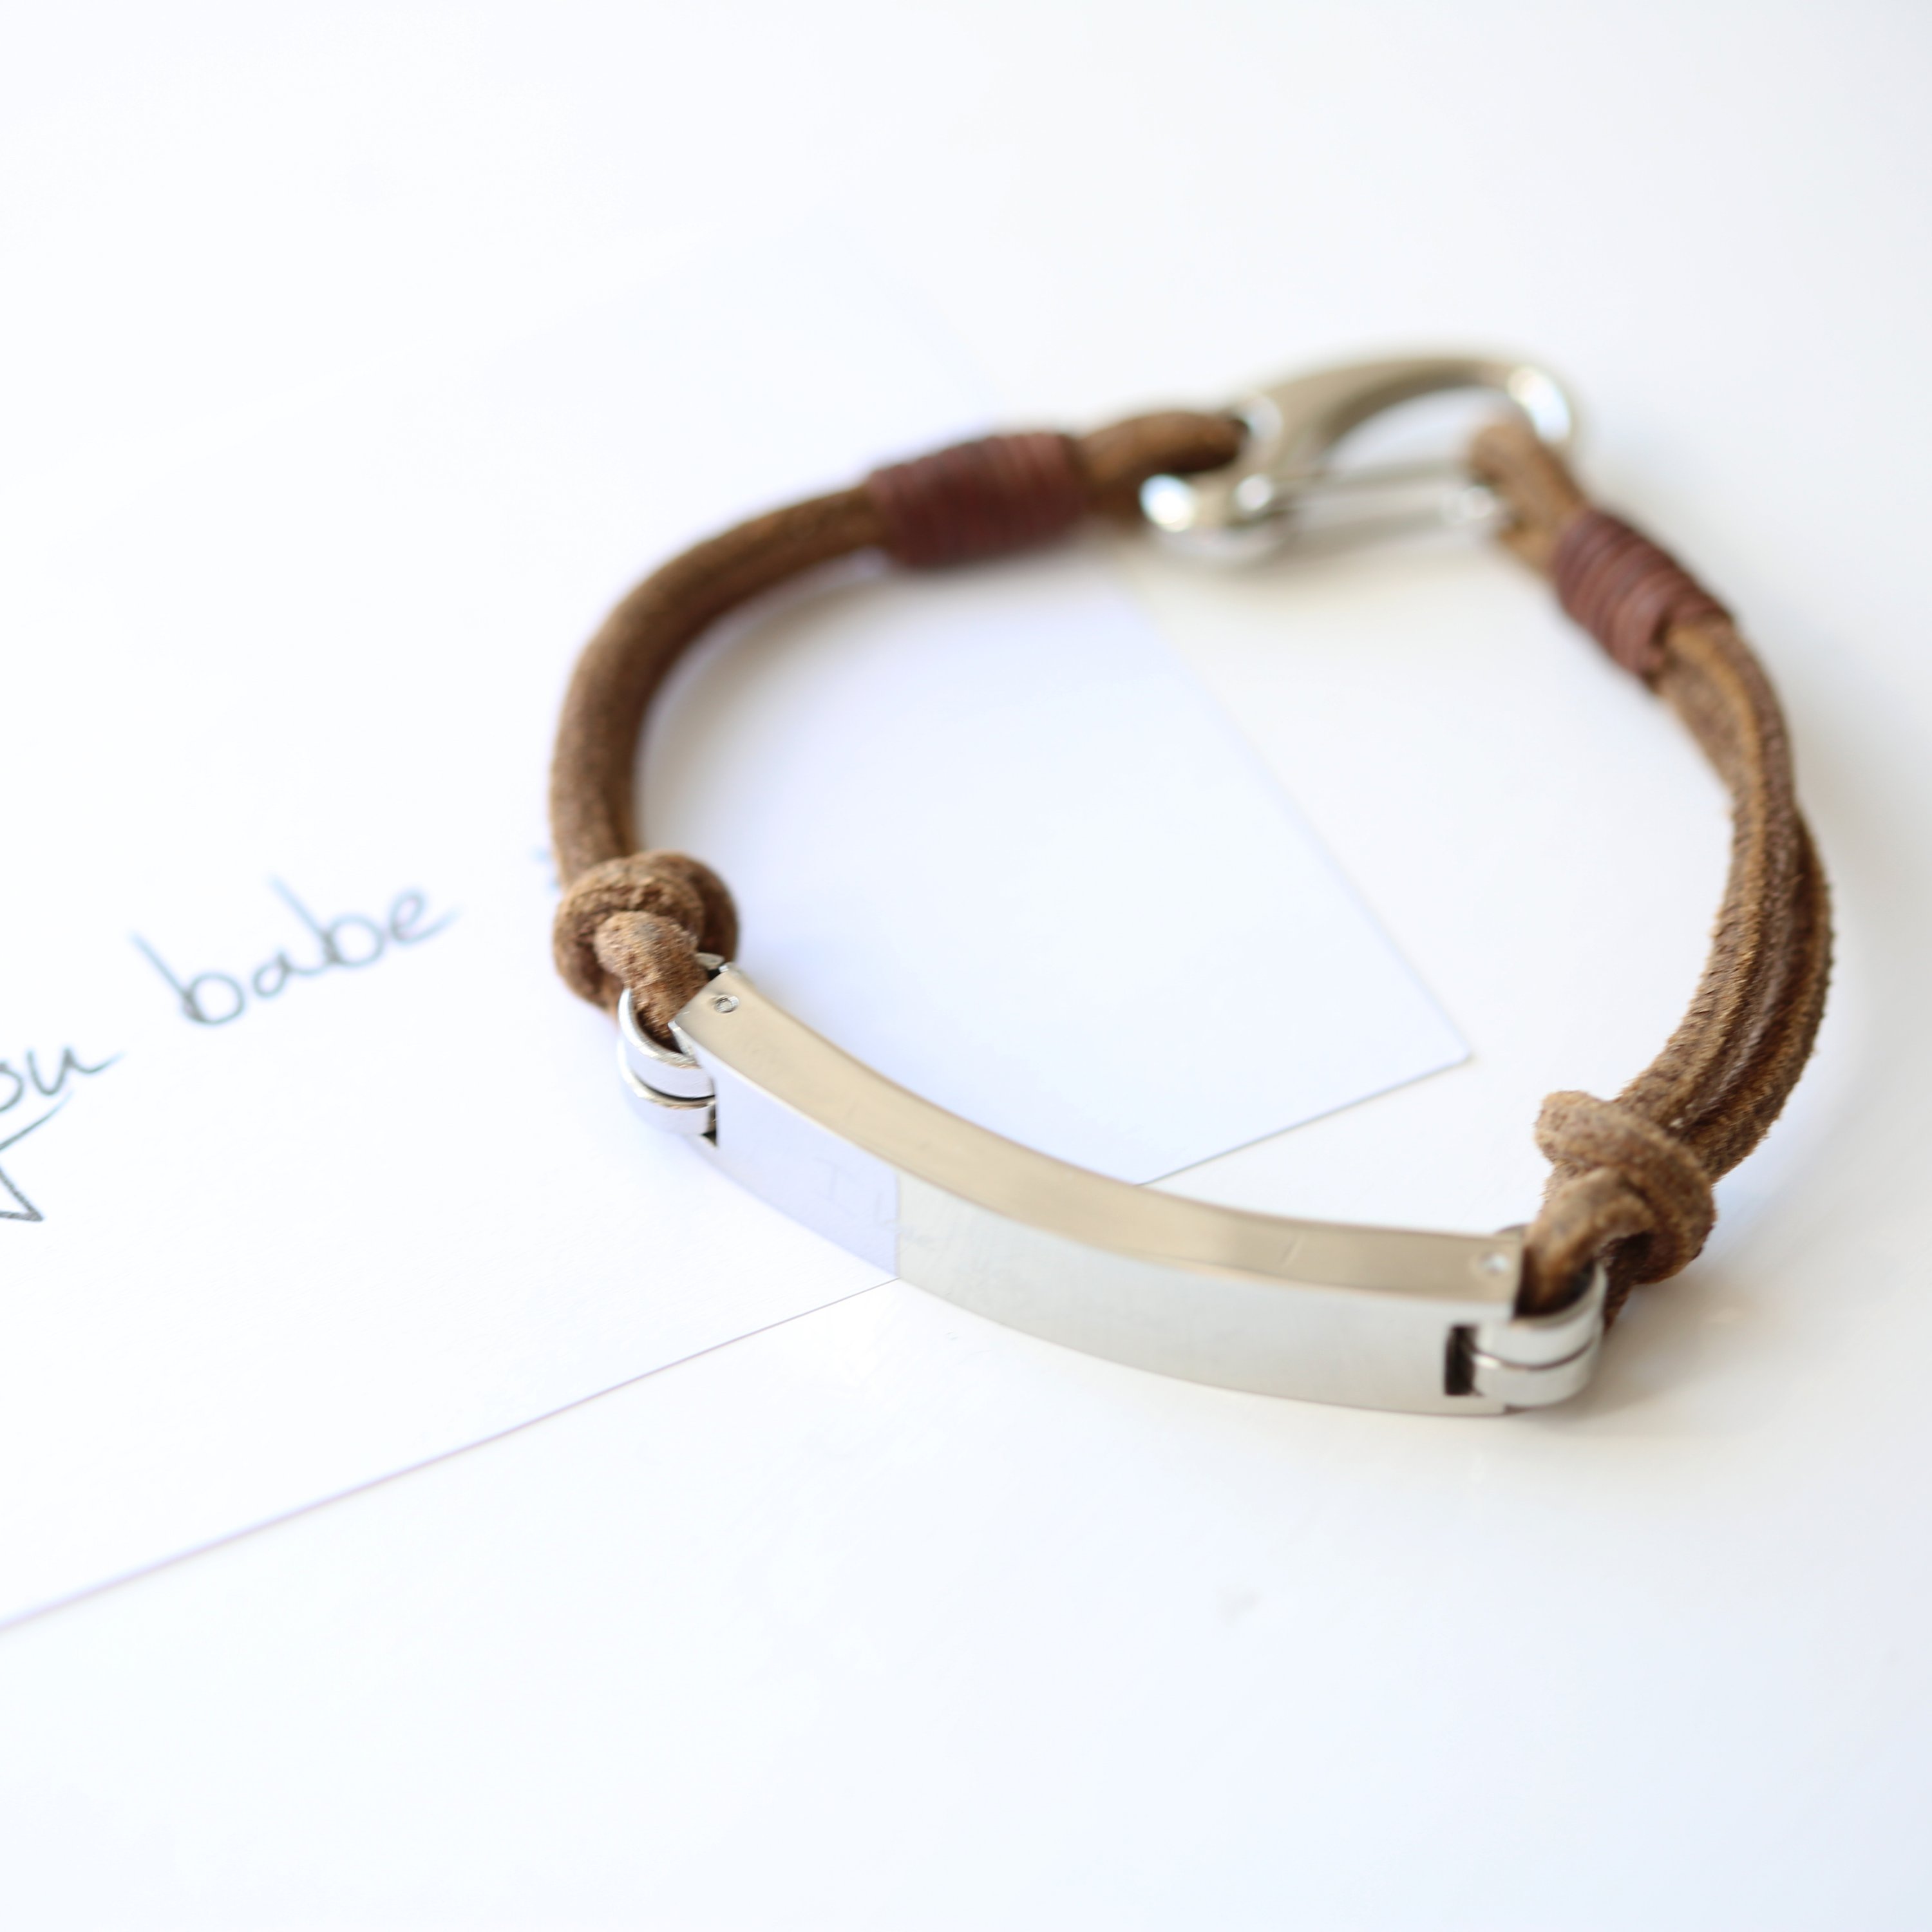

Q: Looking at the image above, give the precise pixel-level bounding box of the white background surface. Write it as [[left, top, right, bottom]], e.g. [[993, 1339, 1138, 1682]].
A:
[[3, 4, 1930, 1926]]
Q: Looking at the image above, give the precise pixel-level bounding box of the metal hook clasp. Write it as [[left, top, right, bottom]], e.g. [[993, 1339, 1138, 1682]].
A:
[[1140, 353, 1578, 560]]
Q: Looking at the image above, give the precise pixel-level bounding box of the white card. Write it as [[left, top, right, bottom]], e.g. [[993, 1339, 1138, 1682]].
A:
[[0, 233, 1463, 1625], [647, 547, 1466, 1180]]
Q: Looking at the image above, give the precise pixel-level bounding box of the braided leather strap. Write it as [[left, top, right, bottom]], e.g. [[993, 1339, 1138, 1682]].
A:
[[549, 405, 1828, 1334]]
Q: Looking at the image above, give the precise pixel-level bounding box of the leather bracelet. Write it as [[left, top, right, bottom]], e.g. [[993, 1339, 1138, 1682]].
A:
[[548, 354, 1829, 1415]]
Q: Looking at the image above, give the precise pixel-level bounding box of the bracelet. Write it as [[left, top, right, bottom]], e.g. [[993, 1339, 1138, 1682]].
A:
[[548, 355, 1829, 1415]]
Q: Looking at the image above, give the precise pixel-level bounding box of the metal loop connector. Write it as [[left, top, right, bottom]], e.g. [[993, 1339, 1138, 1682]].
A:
[[618, 985, 716, 1135], [1141, 353, 1577, 560]]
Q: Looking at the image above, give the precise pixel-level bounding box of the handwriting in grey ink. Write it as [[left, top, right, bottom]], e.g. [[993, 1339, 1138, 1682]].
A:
[[133, 880, 455, 1027], [0, 1046, 120, 1224]]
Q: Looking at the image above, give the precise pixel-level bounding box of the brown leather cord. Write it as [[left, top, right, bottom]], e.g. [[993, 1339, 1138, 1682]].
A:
[[549, 412, 1242, 1036], [549, 402, 1826, 1334], [551, 849, 739, 1018], [1472, 419, 1830, 1318]]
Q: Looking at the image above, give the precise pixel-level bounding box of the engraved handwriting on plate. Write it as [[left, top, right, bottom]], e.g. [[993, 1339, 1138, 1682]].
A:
[[819, 1156, 896, 1234]]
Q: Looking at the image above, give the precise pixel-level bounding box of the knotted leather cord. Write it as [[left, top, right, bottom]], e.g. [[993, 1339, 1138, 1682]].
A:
[[550, 405, 1827, 1331], [548, 410, 1242, 1015], [1472, 419, 1830, 1318]]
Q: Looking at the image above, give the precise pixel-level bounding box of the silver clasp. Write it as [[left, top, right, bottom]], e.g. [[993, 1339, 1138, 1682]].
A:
[[1140, 353, 1577, 560]]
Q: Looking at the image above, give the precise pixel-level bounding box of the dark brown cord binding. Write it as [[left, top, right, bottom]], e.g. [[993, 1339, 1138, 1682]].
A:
[[1553, 509, 1732, 681], [867, 432, 1088, 568], [549, 403, 1827, 1335]]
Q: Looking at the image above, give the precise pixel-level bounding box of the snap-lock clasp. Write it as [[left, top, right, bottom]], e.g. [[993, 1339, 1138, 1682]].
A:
[[1140, 353, 1577, 559]]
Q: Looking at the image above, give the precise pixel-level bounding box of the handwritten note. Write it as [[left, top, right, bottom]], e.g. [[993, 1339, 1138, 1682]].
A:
[[133, 883, 455, 1027], [0, 233, 1463, 1624]]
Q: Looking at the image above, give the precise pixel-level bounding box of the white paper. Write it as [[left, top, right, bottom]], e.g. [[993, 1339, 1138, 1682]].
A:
[[0, 232, 1463, 1625], [648, 551, 1466, 1180]]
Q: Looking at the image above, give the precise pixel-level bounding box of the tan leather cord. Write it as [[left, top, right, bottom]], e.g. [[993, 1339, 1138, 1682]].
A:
[[1472, 419, 1830, 1318], [550, 402, 1826, 1332], [549, 411, 1241, 1037]]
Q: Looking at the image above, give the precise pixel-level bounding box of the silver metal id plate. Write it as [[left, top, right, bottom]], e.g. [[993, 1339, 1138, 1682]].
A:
[[628, 968, 1602, 1416]]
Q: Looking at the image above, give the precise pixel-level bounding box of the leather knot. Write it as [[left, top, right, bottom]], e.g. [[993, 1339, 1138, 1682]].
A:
[[1528, 1091, 1716, 1303], [553, 850, 738, 1039]]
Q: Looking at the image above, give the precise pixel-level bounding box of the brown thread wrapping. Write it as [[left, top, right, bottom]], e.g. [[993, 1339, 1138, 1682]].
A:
[[1473, 419, 1831, 1319], [866, 432, 1088, 568], [1554, 509, 1731, 680]]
